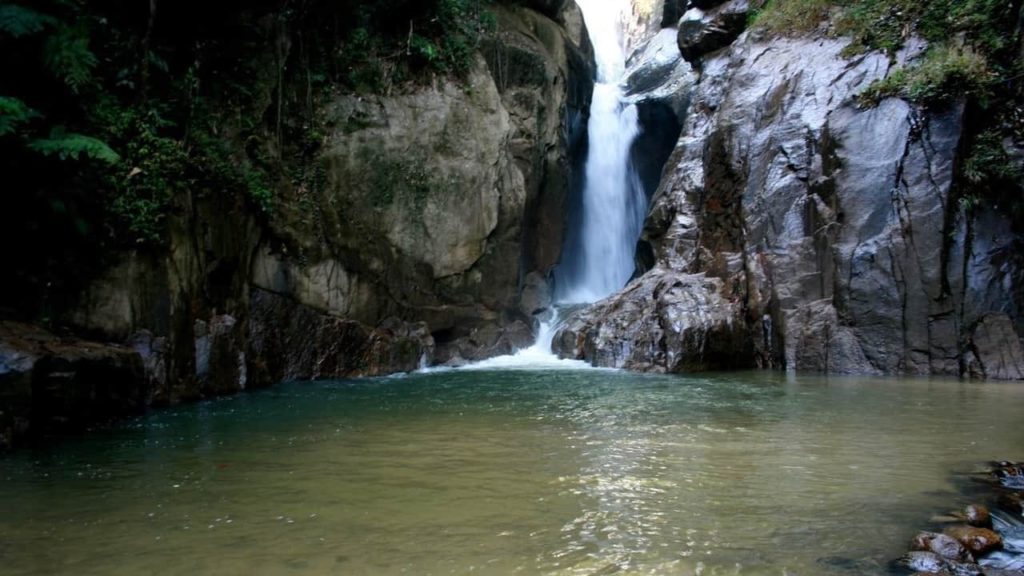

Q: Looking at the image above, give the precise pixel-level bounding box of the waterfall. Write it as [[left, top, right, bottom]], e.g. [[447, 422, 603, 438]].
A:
[[420, 0, 645, 372], [556, 0, 646, 305]]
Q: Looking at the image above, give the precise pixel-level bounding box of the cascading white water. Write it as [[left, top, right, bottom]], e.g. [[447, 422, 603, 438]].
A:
[[557, 0, 646, 304]]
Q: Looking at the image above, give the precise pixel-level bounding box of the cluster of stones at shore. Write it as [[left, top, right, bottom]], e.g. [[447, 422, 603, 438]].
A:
[[900, 463, 1024, 575]]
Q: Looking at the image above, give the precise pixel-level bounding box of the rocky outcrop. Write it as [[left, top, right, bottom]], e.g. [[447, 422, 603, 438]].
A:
[[623, 28, 695, 208], [677, 0, 754, 64], [0, 322, 146, 449], [247, 289, 433, 383], [624, 0, 688, 56], [553, 268, 752, 371], [562, 22, 1024, 377]]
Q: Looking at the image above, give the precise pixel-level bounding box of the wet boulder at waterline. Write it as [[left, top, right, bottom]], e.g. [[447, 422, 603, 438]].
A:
[[552, 268, 753, 372], [943, 526, 1004, 557], [912, 532, 975, 563], [0, 321, 146, 448]]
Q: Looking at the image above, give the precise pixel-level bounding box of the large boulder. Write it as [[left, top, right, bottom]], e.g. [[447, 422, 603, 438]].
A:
[[677, 0, 752, 64], [0, 322, 146, 449], [552, 268, 753, 371], [319, 61, 508, 281]]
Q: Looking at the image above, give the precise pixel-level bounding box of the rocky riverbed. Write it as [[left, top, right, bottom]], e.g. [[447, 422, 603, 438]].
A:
[[899, 462, 1024, 575]]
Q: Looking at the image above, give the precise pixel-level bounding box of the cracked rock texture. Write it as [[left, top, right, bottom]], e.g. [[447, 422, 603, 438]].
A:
[[556, 31, 1024, 378]]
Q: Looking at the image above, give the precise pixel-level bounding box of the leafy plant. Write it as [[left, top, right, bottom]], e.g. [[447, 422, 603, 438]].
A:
[[0, 95, 38, 136], [29, 128, 121, 163], [43, 25, 98, 94], [0, 3, 55, 38], [859, 46, 992, 106]]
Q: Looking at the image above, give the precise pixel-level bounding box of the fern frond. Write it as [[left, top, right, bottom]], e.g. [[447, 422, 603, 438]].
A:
[[44, 26, 97, 94], [0, 95, 39, 136], [29, 129, 120, 163], [0, 4, 56, 38]]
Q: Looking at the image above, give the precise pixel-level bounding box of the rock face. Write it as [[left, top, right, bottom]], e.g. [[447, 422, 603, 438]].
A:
[[562, 21, 1024, 378], [0, 322, 146, 449], [623, 28, 695, 214], [6, 3, 593, 447]]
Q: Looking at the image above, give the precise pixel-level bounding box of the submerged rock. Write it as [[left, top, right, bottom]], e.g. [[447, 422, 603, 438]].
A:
[[901, 551, 949, 573]]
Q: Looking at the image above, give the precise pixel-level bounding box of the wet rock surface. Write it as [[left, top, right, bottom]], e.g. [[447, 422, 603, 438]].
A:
[[898, 462, 1024, 576], [551, 268, 753, 372], [677, 0, 753, 64], [912, 532, 974, 563], [593, 24, 1024, 377], [248, 289, 433, 384], [944, 526, 1004, 557], [0, 321, 146, 449]]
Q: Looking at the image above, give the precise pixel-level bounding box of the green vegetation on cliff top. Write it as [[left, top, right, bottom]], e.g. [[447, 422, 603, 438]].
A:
[[753, 0, 1023, 220]]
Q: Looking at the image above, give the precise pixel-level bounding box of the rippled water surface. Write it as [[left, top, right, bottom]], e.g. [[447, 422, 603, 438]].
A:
[[2, 370, 1023, 575]]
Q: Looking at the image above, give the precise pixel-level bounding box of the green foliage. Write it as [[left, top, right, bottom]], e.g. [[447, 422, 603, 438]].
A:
[[28, 129, 120, 163], [43, 25, 98, 94], [190, 129, 275, 214], [752, 0, 1019, 58], [960, 129, 1023, 218], [102, 110, 185, 243], [0, 3, 55, 38], [859, 46, 992, 106], [243, 169, 274, 212], [751, 0, 832, 34], [0, 95, 38, 136], [336, 0, 496, 89]]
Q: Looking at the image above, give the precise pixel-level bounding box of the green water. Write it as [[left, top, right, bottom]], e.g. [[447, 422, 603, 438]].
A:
[[1, 369, 1022, 575]]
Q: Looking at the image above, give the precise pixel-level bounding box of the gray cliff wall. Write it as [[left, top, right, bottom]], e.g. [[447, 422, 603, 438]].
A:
[[556, 1, 1024, 379]]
